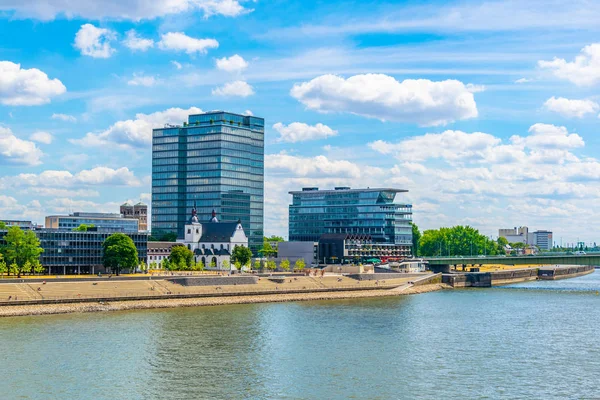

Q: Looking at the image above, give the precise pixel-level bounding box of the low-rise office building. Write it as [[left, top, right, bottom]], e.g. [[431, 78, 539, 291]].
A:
[[318, 233, 412, 264], [0, 220, 35, 229], [276, 241, 318, 266], [45, 212, 139, 233]]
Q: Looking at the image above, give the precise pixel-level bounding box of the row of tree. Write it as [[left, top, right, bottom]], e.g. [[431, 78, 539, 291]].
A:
[[411, 224, 506, 257], [0, 225, 45, 277]]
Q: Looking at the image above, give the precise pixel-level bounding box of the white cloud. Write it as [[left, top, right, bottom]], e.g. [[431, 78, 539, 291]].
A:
[[290, 74, 479, 126], [12, 167, 141, 187], [171, 61, 183, 69], [216, 54, 248, 72], [243, 110, 253, 116], [273, 122, 338, 143], [127, 73, 158, 87], [511, 123, 584, 150], [266, 153, 383, 179], [29, 131, 53, 144], [212, 80, 254, 97], [51, 113, 76, 122], [515, 78, 532, 84], [538, 43, 600, 86], [74, 24, 116, 58], [0, 127, 44, 165], [0, 61, 66, 106], [543, 96, 599, 118], [0, 0, 249, 20], [123, 29, 154, 51], [71, 106, 203, 149], [158, 32, 218, 55]]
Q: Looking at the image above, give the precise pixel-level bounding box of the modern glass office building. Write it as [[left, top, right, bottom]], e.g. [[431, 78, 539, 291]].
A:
[[289, 187, 413, 252], [151, 111, 264, 253]]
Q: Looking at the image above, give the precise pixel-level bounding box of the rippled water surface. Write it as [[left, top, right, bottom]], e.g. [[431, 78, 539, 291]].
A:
[[1, 271, 600, 399]]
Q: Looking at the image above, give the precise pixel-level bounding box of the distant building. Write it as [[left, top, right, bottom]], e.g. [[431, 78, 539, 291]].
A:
[[45, 212, 139, 233], [0, 220, 34, 229], [499, 226, 529, 244], [532, 230, 553, 250], [0, 228, 148, 275], [178, 205, 248, 269], [288, 187, 413, 254], [276, 241, 318, 266], [120, 202, 148, 231], [151, 110, 264, 253]]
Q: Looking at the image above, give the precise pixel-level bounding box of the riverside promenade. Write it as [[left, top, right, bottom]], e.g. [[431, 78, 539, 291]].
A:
[[0, 272, 445, 317]]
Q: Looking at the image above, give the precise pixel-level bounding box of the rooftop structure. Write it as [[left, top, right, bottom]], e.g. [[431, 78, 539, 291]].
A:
[[120, 202, 148, 232], [45, 212, 139, 233]]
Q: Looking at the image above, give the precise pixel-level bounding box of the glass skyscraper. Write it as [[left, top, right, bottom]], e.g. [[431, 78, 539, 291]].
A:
[[151, 111, 264, 253], [288, 187, 413, 249]]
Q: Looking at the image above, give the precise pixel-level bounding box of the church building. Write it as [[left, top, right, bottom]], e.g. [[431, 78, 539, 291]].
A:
[[178, 205, 249, 269]]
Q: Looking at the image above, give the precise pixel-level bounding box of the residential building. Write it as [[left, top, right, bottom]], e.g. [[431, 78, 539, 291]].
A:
[[318, 233, 412, 264], [45, 212, 139, 233], [120, 202, 148, 231], [151, 110, 264, 254], [0, 227, 148, 275], [288, 187, 413, 253], [147, 242, 180, 266], [276, 241, 318, 266], [177, 205, 248, 269]]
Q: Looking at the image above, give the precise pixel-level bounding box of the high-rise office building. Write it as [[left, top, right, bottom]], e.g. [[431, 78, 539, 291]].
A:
[[151, 111, 264, 253], [288, 187, 413, 251]]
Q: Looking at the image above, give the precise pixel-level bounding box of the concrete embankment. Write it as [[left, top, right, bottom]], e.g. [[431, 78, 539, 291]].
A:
[[443, 265, 595, 287], [538, 265, 594, 280], [0, 283, 451, 318]]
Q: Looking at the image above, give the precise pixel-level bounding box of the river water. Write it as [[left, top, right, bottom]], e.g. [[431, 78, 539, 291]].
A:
[[1, 272, 599, 399]]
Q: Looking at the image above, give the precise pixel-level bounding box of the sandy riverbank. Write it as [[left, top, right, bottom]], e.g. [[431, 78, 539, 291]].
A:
[[0, 283, 451, 317]]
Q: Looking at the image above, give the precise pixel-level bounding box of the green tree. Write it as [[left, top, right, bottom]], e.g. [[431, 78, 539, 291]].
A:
[[231, 245, 252, 266], [280, 259, 290, 271], [0, 221, 6, 229], [419, 226, 499, 257], [222, 259, 231, 270], [253, 259, 262, 271], [209, 259, 216, 269], [73, 224, 95, 232], [266, 260, 277, 271], [294, 258, 306, 271], [410, 222, 421, 257], [0, 254, 6, 277], [102, 233, 138, 276], [162, 258, 172, 271], [194, 259, 205, 271], [233, 260, 242, 271], [139, 260, 148, 273], [169, 245, 194, 270], [3, 226, 44, 277], [148, 232, 178, 242], [258, 241, 276, 257], [149, 261, 158, 270], [264, 235, 285, 242]]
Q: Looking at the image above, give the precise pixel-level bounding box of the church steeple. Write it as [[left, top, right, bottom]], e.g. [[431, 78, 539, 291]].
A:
[[210, 209, 219, 223], [189, 201, 199, 224]]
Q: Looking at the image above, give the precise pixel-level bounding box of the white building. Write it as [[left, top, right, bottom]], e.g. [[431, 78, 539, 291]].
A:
[[178, 206, 248, 269]]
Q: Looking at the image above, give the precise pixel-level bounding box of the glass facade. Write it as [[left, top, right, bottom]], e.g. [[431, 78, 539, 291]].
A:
[[289, 187, 413, 250], [0, 229, 148, 274], [151, 111, 264, 253], [45, 214, 139, 233]]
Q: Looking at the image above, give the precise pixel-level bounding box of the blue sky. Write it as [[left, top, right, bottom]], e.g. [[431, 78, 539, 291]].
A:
[[1, 0, 600, 245]]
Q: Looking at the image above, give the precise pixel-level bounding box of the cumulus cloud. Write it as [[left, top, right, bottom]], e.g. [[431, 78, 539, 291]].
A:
[[51, 113, 76, 122], [543, 96, 599, 118], [212, 80, 254, 97], [171, 61, 183, 69], [273, 122, 338, 143], [123, 29, 154, 51], [29, 131, 53, 144], [290, 74, 479, 126], [216, 54, 248, 72], [0, 0, 249, 20], [511, 123, 584, 150], [515, 78, 533, 84], [0, 127, 44, 165], [538, 43, 600, 86], [71, 106, 202, 149], [12, 167, 142, 187], [127, 73, 158, 87], [74, 24, 116, 58], [0, 61, 66, 106], [158, 32, 218, 54], [266, 153, 382, 179]]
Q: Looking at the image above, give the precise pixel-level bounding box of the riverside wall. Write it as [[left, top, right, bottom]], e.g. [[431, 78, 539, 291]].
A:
[[443, 265, 595, 287], [167, 276, 258, 286]]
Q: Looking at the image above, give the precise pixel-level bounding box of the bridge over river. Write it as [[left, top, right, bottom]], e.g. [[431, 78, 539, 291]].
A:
[[426, 254, 600, 269]]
